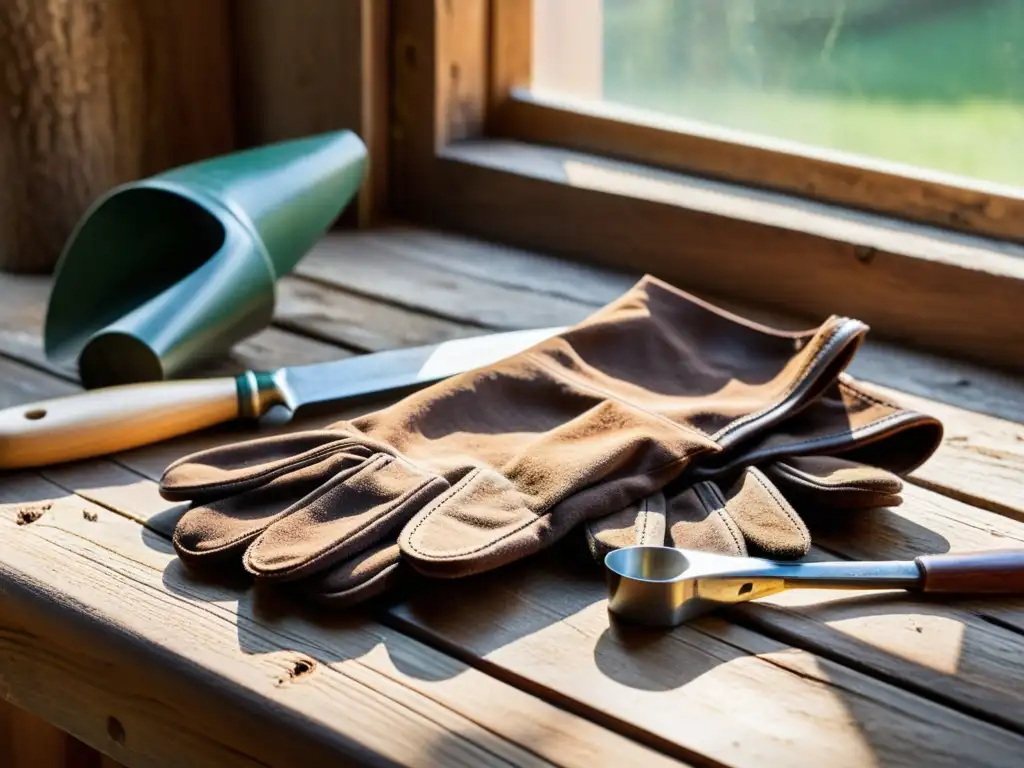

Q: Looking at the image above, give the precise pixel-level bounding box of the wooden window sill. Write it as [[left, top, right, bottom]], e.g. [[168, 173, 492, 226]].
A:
[[397, 137, 1024, 374]]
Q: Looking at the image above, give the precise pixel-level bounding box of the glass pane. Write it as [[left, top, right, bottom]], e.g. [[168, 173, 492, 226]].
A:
[[532, 0, 1024, 188]]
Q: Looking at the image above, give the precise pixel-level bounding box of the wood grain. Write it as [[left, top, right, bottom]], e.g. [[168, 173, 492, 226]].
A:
[[391, 0, 490, 213], [9, 226, 1024, 422], [275, 275, 484, 352], [0, 474, 678, 768], [294, 230, 603, 329], [2, 227, 1023, 527], [493, 90, 1024, 244], [27, 458, 1024, 768], [5, 222, 1024, 765], [0, 0, 234, 273], [412, 140, 1024, 373], [389, 559, 1024, 767], [488, 0, 532, 122], [0, 376, 243, 470], [291, 227, 1024, 419], [233, 0, 390, 226]]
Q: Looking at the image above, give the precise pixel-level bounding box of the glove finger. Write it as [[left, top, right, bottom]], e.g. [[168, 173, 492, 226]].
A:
[[719, 466, 811, 559], [583, 492, 666, 562], [399, 420, 704, 579], [762, 455, 902, 511], [173, 450, 375, 567], [161, 430, 374, 502], [301, 540, 405, 607], [664, 483, 747, 556], [245, 454, 449, 582]]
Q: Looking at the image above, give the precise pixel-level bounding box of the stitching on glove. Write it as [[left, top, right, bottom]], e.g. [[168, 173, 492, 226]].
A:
[[404, 452, 695, 560], [165, 437, 376, 496], [747, 467, 809, 549], [696, 481, 745, 555], [247, 455, 447, 579], [636, 495, 651, 545], [837, 376, 902, 411], [707, 407, 928, 476], [770, 459, 899, 495], [174, 452, 388, 559], [713, 317, 862, 444]]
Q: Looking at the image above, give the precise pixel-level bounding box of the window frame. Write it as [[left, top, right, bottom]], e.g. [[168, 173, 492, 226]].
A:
[[389, 0, 1024, 374]]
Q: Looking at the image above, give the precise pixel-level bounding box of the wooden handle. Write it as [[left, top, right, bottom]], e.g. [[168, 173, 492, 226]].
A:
[[0, 377, 246, 469], [915, 550, 1024, 593]]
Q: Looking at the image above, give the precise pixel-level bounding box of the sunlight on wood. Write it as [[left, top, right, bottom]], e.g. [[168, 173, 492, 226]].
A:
[[761, 589, 967, 675], [561, 157, 1024, 277], [826, 613, 965, 676]]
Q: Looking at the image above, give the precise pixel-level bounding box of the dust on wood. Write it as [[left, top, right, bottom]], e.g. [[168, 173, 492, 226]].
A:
[[16, 503, 50, 525]]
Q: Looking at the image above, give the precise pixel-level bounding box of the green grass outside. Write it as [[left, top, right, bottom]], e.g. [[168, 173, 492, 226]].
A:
[[598, 0, 1024, 186]]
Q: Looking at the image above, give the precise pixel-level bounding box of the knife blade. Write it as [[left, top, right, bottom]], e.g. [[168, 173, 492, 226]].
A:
[[0, 326, 564, 470]]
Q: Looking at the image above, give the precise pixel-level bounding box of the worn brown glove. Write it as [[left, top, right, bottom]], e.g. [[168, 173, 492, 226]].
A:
[[160, 276, 869, 605], [585, 375, 943, 561]]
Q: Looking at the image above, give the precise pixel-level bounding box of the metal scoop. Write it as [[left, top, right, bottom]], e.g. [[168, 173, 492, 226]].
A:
[[605, 546, 1024, 627]]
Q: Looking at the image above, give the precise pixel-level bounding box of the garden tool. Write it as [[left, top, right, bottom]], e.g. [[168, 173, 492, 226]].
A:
[[44, 130, 367, 389], [0, 326, 563, 470], [584, 375, 942, 562], [605, 546, 1024, 628], [160, 275, 869, 607]]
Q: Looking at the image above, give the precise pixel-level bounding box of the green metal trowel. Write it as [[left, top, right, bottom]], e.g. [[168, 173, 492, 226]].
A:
[[43, 130, 368, 389]]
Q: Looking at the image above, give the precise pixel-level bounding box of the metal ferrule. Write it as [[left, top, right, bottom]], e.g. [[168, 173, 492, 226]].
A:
[[235, 370, 281, 420]]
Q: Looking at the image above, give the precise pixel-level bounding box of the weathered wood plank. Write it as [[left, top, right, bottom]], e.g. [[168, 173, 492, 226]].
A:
[[3, 226, 1023, 424], [294, 227, 624, 328], [4, 230, 1024, 536], [732, 482, 1024, 732], [29, 460, 1024, 768], [390, 556, 1024, 768], [44, 435, 1024, 757], [0, 474, 677, 768], [493, 91, 1024, 244], [8, 275, 1024, 749], [275, 275, 482, 352]]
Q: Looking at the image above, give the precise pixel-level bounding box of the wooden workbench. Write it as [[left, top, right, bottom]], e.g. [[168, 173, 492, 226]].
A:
[[3, 224, 1024, 767]]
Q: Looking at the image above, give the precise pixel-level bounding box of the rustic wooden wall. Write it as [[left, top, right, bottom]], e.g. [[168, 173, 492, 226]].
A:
[[0, 0, 236, 274]]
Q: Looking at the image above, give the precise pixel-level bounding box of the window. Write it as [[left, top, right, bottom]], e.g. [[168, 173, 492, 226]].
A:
[[389, 0, 1024, 373], [532, 0, 1024, 188]]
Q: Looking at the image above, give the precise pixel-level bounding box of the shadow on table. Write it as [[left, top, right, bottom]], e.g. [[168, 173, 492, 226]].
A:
[[156, 504, 1024, 766]]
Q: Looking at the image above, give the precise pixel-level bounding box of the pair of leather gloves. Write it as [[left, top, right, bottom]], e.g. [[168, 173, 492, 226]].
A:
[[159, 276, 943, 606]]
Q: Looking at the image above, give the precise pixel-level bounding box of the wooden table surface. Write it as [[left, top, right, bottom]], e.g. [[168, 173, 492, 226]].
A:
[[3, 224, 1024, 768]]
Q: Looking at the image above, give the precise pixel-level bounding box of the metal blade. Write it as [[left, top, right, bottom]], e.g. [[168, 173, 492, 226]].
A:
[[276, 326, 565, 412]]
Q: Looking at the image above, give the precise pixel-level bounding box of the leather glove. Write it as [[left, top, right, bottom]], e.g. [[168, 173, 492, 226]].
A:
[[585, 374, 943, 561], [159, 276, 869, 605]]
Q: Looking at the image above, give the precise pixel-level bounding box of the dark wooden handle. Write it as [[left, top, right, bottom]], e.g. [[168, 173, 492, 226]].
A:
[[915, 550, 1024, 593]]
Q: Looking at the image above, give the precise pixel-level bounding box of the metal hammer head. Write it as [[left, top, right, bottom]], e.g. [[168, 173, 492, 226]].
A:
[[604, 546, 788, 627]]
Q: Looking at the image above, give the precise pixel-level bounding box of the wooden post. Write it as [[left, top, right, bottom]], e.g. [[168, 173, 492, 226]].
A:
[[233, 0, 391, 228], [0, 0, 235, 274]]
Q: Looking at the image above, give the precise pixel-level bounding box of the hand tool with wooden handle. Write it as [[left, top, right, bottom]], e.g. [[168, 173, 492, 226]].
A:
[[0, 327, 564, 469], [605, 546, 1024, 627]]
